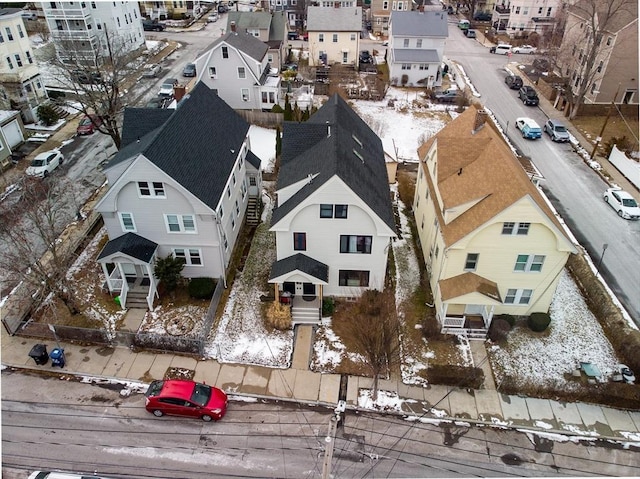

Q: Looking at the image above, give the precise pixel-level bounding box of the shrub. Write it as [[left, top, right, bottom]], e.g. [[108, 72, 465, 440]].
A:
[[322, 297, 335, 316], [154, 254, 184, 292], [188, 277, 215, 299], [271, 104, 284, 113], [265, 301, 292, 330], [427, 364, 484, 389], [500, 314, 516, 327], [528, 312, 551, 332], [37, 104, 60, 126], [488, 317, 511, 343]]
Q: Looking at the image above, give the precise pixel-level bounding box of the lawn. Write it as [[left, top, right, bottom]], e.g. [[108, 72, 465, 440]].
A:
[[572, 114, 639, 159]]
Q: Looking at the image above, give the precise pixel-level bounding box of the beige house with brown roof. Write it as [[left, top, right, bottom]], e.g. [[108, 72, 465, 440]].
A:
[[413, 105, 577, 338]]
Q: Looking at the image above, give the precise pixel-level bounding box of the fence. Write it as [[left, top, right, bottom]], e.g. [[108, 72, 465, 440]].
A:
[[235, 110, 283, 128]]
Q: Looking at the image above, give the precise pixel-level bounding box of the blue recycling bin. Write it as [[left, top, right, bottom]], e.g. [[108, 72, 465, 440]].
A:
[[50, 348, 65, 368]]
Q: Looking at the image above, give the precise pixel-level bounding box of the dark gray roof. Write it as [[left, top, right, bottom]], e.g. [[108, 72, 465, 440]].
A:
[[269, 253, 329, 282], [97, 233, 158, 262], [106, 82, 250, 211], [390, 11, 449, 37], [0, 8, 22, 16], [269, 11, 287, 42], [393, 49, 441, 63], [227, 11, 273, 31], [198, 31, 269, 64], [307, 6, 363, 31], [272, 94, 395, 231], [246, 150, 262, 170], [120, 109, 174, 148]]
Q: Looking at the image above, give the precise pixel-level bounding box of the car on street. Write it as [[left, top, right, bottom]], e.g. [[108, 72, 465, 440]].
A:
[[182, 63, 196, 77], [145, 379, 228, 421], [434, 91, 461, 103], [505, 74, 523, 89], [218, 4, 228, 13], [142, 19, 165, 31], [76, 115, 102, 135], [71, 69, 102, 85], [543, 119, 570, 142], [141, 64, 162, 78], [207, 13, 218, 22], [465, 29, 477, 38], [512, 44, 537, 54], [28, 472, 116, 479], [359, 50, 372, 64], [515, 117, 542, 139], [490, 44, 512, 55], [473, 12, 492, 21], [518, 85, 539, 105], [26, 150, 64, 177], [603, 187, 640, 220], [158, 78, 178, 97]]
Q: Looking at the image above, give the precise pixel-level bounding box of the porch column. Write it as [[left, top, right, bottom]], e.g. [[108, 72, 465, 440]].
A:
[[275, 284, 280, 302], [100, 263, 112, 292]]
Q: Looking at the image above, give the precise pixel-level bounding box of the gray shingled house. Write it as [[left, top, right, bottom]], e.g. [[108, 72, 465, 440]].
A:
[[95, 83, 263, 310], [269, 94, 396, 323]]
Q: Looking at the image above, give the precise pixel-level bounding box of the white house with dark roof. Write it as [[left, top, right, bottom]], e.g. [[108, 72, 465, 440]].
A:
[[388, 10, 448, 88], [306, 6, 362, 67], [269, 94, 396, 323], [194, 30, 281, 111], [95, 83, 263, 310]]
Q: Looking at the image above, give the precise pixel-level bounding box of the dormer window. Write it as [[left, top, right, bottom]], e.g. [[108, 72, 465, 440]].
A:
[[138, 181, 165, 198]]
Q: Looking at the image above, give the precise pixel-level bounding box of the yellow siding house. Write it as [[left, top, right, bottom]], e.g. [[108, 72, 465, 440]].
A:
[[413, 105, 578, 338]]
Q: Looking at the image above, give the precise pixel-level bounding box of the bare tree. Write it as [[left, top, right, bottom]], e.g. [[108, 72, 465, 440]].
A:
[[335, 289, 401, 401], [0, 177, 83, 316], [555, 0, 636, 119], [43, 28, 144, 149]]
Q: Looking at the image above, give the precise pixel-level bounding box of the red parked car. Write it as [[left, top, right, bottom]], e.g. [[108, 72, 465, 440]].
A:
[[76, 114, 102, 135], [144, 379, 228, 422]]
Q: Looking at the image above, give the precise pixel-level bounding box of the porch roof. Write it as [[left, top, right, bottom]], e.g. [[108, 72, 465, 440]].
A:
[[269, 253, 329, 284], [97, 233, 158, 264], [440, 272, 501, 303]]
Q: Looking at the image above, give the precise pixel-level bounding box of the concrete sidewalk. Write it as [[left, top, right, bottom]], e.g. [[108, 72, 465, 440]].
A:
[[3, 323, 640, 444]]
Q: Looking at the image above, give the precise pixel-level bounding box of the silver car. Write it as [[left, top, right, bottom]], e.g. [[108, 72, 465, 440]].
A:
[[142, 64, 161, 78]]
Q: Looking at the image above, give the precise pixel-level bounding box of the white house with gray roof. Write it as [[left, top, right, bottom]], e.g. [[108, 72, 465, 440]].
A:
[[388, 10, 448, 88], [269, 94, 396, 323], [306, 6, 362, 67], [194, 30, 281, 111], [95, 83, 263, 310]]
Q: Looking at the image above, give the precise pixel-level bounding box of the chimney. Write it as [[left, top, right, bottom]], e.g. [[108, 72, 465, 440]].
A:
[[173, 85, 187, 102], [230, 21, 236, 33], [473, 109, 488, 133]]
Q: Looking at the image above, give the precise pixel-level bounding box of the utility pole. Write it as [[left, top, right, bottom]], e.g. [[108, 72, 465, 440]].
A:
[[321, 400, 346, 479], [590, 83, 621, 160]]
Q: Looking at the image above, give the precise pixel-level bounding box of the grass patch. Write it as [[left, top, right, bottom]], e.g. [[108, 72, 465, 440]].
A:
[[572, 115, 639, 157]]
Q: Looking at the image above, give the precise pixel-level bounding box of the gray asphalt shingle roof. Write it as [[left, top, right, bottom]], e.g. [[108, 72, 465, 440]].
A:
[[269, 253, 329, 282], [106, 82, 250, 211], [199, 31, 269, 64], [97, 232, 158, 262], [272, 94, 395, 231], [390, 10, 448, 37], [227, 11, 272, 31], [393, 49, 441, 62], [307, 6, 363, 31]]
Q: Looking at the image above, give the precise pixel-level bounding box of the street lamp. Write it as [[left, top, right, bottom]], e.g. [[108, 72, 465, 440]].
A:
[[596, 243, 608, 278]]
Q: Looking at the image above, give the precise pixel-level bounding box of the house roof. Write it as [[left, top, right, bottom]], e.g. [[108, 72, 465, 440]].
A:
[[227, 11, 273, 31], [393, 49, 440, 63], [568, 0, 637, 33], [272, 93, 395, 231], [269, 253, 329, 283], [439, 272, 501, 303], [199, 30, 269, 64], [269, 11, 287, 42], [105, 82, 250, 211], [97, 232, 158, 263], [307, 6, 363, 32], [246, 150, 261, 170], [417, 104, 574, 248], [390, 10, 449, 37]]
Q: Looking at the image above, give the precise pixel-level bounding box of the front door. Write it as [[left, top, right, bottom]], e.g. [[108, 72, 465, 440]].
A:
[[295, 282, 304, 296], [464, 304, 484, 315]]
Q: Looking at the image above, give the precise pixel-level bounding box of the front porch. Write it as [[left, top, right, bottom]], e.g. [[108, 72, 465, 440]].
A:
[[441, 312, 491, 339]]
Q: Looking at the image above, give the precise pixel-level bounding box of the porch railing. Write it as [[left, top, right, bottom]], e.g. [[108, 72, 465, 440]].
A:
[[442, 314, 465, 328], [119, 280, 128, 311]]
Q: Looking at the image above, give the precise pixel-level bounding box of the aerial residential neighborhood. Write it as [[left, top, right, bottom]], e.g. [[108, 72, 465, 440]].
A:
[[0, 0, 639, 477]]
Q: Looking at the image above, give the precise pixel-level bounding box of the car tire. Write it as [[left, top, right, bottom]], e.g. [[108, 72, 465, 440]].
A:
[[43, 170, 49, 178], [617, 210, 624, 217], [201, 414, 213, 422], [152, 409, 164, 417], [604, 196, 609, 203]]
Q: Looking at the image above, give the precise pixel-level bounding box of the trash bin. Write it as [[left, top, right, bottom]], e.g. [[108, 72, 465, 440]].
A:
[[28, 344, 49, 365], [50, 348, 65, 368]]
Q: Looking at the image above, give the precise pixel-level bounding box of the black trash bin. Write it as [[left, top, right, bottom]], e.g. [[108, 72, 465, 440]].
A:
[[50, 348, 65, 368], [28, 344, 49, 365]]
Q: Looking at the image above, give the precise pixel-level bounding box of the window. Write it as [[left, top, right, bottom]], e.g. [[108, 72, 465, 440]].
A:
[[137, 181, 165, 198], [606, 36, 612, 46], [332, 33, 338, 43], [514, 254, 545, 272], [232, 173, 236, 185], [5, 27, 13, 41], [464, 253, 479, 271], [320, 204, 333, 218], [350, 33, 356, 41], [209, 66, 217, 78], [383, 0, 388, 8], [14, 54, 22, 67], [403, 38, 409, 48], [402, 63, 411, 70], [502, 222, 530, 235], [238, 67, 246, 79], [339, 270, 369, 287], [165, 214, 196, 233], [293, 232, 306, 250], [340, 235, 372, 254], [218, 205, 224, 219], [226, 186, 231, 198], [26, 51, 33, 64], [515, 6, 520, 14], [416, 39, 422, 48], [222, 46, 229, 58], [222, 231, 228, 250], [173, 248, 202, 266], [418, 64, 428, 70], [504, 288, 533, 305], [6, 56, 13, 70], [241, 88, 249, 101], [231, 217, 236, 229], [334, 204, 348, 218], [249, 176, 256, 186], [235, 199, 239, 216], [596, 61, 603, 73], [17, 25, 24, 38], [0, 30, 4, 43], [319, 33, 324, 42], [119, 212, 136, 232]]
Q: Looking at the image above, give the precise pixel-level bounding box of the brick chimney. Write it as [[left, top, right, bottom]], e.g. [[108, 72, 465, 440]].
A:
[[174, 85, 187, 102], [473, 109, 488, 133], [230, 21, 236, 33]]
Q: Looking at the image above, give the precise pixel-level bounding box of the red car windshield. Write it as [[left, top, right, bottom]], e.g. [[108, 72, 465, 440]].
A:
[[191, 383, 212, 406]]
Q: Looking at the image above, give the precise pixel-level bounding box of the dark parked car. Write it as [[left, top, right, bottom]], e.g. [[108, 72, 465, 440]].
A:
[[145, 379, 228, 422], [142, 20, 165, 31], [182, 63, 196, 77], [72, 69, 102, 85], [473, 12, 492, 21], [447, 5, 454, 14], [218, 4, 229, 13], [518, 86, 539, 106], [505, 74, 523, 89], [359, 50, 373, 64], [434, 91, 461, 103]]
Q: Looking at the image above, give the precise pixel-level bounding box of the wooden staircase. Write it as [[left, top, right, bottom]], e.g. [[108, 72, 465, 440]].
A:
[[125, 289, 148, 309], [246, 196, 261, 226]]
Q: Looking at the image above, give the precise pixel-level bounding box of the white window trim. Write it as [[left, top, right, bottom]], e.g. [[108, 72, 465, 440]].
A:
[[119, 212, 136, 232], [514, 254, 545, 272], [504, 288, 533, 305], [164, 214, 197, 234], [137, 181, 165, 198], [172, 247, 203, 266]]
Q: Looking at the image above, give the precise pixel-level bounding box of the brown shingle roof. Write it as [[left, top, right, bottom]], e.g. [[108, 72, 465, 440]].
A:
[[439, 272, 501, 302], [418, 104, 573, 248]]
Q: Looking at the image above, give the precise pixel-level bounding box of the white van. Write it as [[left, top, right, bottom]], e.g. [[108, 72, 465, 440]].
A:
[[492, 44, 513, 55], [29, 472, 115, 479]]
